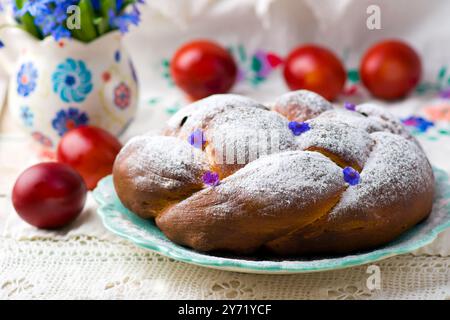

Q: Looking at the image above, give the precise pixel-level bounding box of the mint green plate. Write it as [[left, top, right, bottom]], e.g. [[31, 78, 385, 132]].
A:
[[93, 167, 450, 274]]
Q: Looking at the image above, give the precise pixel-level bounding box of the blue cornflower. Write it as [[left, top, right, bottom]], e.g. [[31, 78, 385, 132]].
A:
[[34, 0, 75, 40], [188, 129, 206, 149], [288, 121, 311, 136], [19, 0, 52, 17], [91, 0, 101, 11], [344, 102, 356, 111], [202, 171, 220, 187], [116, 0, 123, 10], [12, 2, 20, 18], [54, 0, 77, 17], [51, 24, 71, 40], [343, 167, 360, 186], [109, 5, 140, 34]]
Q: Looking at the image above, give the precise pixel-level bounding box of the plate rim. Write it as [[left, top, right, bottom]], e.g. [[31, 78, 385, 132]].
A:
[[94, 167, 450, 274]]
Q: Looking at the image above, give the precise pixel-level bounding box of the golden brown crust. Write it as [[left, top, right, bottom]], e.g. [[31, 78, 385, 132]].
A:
[[113, 135, 210, 219], [113, 92, 435, 256], [156, 151, 346, 254], [265, 183, 433, 255], [266, 132, 435, 255]]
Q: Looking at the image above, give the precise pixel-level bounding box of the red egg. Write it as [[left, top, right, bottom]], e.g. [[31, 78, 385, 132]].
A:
[[360, 40, 422, 100], [12, 162, 87, 229], [283, 45, 347, 101], [57, 126, 122, 190], [170, 40, 238, 101]]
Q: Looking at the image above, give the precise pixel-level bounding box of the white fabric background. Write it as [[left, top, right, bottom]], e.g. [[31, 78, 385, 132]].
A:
[[0, 0, 449, 299], [125, 0, 450, 101]]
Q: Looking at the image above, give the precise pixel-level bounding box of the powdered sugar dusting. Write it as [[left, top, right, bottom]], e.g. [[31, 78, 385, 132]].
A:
[[205, 107, 295, 168], [117, 136, 209, 191], [272, 90, 332, 121], [356, 103, 416, 141], [297, 116, 375, 169], [315, 104, 419, 146], [166, 94, 266, 138], [331, 131, 434, 216], [316, 108, 385, 133], [172, 150, 345, 220], [216, 151, 345, 210]]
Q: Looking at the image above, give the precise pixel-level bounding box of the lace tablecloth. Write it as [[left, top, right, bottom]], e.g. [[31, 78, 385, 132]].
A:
[[1, 237, 449, 300]]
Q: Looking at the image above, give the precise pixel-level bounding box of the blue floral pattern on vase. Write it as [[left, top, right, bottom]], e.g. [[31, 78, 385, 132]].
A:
[[52, 58, 93, 103], [20, 106, 34, 127], [17, 62, 38, 97], [115, 50, 121, 62], [52, 107, 89, 136]]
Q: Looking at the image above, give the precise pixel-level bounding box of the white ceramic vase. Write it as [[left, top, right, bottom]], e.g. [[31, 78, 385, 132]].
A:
[[0, 28, 138, 149]]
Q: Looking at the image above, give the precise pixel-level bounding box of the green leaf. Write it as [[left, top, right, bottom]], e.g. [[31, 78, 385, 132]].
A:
[[438, 66, 447, 81], [101, 0, 116, 17], [94, 0, 116, 35], [71, 0, 98, 42], [251, 56, 262, 72], [347, 69, 360, 83], [15, 0, 42, 39], [20, 13, 42, 39], [148, 97, 160, 106], [415, 82, 433, 94], [162, 59, 170, 68], [415, 84, 426, 93], [250, 76, 264, 87], [166, 104, 181, 115], [15, 0, 25, 9], [93, 17, 110, 35], [238, 45, 247, 62]]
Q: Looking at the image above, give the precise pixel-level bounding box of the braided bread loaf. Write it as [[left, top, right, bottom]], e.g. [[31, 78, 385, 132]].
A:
[[113, 91, 434, 255]]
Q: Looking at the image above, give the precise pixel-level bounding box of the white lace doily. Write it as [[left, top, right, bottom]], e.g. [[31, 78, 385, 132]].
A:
[[0, 236, 448, 300]]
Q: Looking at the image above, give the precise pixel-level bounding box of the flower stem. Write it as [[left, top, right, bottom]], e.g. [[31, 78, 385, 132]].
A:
[[71, 0, 98, 42], [14, 0, 42, 39]]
